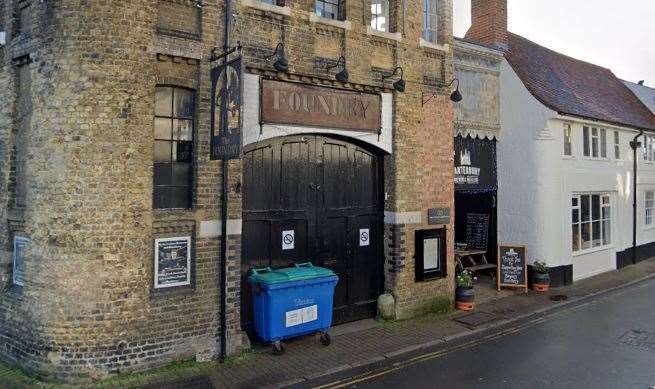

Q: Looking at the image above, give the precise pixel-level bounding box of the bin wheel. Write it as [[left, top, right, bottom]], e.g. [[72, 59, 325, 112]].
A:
[[272, 341, 285, 355], [320, 332, 331, 346]]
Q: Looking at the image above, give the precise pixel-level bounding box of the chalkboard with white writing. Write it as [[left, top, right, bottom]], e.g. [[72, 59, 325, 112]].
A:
[[497, 244, 528, 292]]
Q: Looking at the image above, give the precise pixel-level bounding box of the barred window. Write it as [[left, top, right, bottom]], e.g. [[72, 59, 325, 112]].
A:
[[371, 0, 390, 32], [422, 0, 438, 43], [316, 0, 342, 20], [154, 86, 194, 209]]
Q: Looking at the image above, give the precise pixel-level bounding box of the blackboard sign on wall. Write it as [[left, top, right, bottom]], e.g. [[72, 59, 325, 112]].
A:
[[497, 244, 528, 292], [465, 213, 490, 250]]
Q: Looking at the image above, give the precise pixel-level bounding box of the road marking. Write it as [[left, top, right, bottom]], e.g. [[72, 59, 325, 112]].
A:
[[312, 316, 550, 389]]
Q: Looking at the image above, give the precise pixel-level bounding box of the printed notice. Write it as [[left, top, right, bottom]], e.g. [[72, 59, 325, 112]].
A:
[[359, 229, 370, 247], [285, 305, 319, 328], [282, 230, 295, 250]]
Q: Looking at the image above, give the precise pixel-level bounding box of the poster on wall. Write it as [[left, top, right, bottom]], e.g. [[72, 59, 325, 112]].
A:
[[211, 56, 243, 160], [454, 136, 497, 192], [12, 235, 29, 286], [154, 237, 191, 289]]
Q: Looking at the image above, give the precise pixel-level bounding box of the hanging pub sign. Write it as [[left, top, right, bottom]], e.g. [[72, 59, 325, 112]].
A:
[[12, 235, 29, 286], [260, 79, 382, 133], [154, 236, 192, 289], [497, 244, 528, 293], [454, 135, 497, 192], [211, 56, 243, 160]]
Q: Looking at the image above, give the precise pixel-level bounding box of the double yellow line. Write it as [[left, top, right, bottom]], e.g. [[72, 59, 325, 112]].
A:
[[313, 317, 547, 389]]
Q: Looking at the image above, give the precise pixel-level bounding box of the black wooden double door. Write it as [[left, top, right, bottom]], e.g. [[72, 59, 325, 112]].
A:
[[241, 135, 383, 327]]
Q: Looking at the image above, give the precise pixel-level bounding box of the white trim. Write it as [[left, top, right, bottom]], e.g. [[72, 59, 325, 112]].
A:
[[366, 26, 402, 42], [309, 13, 352, 30], [154, 236, 192, 289], [384, 211, 422, 225], [198, 219, 243, 237], [571, 245, 613, 257], [240, 0, 291, 16], [419, 39, 449, 53]]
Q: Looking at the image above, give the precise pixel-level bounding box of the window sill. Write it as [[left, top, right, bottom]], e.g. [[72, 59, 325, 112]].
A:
[[643, 223, 655, 231], [419, 38, 449, 53], [240, 0, 291, 16], [562, 155, 576, 160], [309, 13, 352, 30], [572, 245, 613, 257], [581, 157, 612, 162], [366, 26, 402, 42]]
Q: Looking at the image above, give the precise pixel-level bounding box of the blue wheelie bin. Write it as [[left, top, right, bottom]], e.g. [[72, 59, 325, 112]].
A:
[[248, 262, 339, 354]]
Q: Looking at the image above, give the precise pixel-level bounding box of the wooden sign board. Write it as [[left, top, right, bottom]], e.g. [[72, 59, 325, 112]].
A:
[[497, 244, 528, 293]]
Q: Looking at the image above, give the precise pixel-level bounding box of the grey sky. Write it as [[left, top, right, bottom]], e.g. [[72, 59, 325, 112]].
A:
[[453, 0, 655, 87]]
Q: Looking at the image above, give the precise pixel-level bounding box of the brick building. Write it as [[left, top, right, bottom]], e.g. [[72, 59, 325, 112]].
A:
[[0, 0, 457, 382]]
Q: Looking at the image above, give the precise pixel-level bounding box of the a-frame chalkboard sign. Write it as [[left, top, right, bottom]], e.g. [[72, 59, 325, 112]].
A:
[[497, 244, 528, 293]]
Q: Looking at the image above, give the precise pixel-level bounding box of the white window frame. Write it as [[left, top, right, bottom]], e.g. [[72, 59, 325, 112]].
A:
[[563, 123, 573, 156], [643, 134, 655, 162], [613, 130, 620, 160], [422, 0, 438, 44], [646, 191, 654, 226], [583, 126, 608, 159], [571, 194, 612, 254], [370, 0, 390, 32]]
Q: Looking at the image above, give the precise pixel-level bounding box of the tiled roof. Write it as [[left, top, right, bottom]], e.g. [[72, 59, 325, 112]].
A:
[[505, 33, 655, 130]]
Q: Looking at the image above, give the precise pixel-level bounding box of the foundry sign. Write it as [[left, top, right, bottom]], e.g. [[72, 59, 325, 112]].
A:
[[261, 79, 381, 133]]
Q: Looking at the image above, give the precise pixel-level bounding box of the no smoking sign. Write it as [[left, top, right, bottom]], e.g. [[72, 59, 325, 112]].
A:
[[359, 229, 370, 247]]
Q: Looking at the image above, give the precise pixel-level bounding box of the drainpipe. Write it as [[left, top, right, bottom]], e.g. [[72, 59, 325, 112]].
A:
[[219, 0, 233, 363], [630, 130, 644, 265]]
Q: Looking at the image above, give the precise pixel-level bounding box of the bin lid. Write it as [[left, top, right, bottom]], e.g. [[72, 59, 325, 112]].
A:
[[248, 263, 336, 285]]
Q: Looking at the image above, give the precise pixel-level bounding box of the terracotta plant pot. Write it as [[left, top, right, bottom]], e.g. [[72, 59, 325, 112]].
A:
[[455, 286, 475, 311], [532, 272, 550, 292]]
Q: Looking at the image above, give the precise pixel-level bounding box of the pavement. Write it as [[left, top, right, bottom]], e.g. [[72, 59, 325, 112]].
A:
[[2, 258, 655, 389], [314, 275, 655, 389]]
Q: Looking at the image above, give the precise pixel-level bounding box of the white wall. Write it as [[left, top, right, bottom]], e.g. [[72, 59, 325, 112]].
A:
[[499, 59, 655, 281], [242, 74, 394, 154], [497, 59, 556, 266]]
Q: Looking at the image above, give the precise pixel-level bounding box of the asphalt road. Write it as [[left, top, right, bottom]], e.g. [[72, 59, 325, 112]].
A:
[[308, 278, 655, 389]]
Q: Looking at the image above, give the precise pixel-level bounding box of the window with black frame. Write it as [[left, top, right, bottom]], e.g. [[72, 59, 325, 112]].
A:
[[154, 86, 194, 209], [315, 0, 342, 20]]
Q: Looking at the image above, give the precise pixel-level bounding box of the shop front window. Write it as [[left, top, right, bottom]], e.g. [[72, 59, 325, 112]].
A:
[[154, 86, 194, 209], [572, 194, 611, 253], [371, 0, 390, 32]]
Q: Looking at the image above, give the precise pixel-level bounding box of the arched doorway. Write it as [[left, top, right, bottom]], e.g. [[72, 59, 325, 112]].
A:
[[241, 135, 384, 328]]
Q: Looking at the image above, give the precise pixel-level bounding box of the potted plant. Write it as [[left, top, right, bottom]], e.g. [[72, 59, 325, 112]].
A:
[[455, 269, 475, 311], [532, 261, 550, 292]]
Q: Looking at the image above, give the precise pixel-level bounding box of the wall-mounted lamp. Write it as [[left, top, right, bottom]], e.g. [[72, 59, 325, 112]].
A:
[[382, 66, 405, 93], [327, 56, 349, 83], [265, 42, 289, 73], [421, 78, 463, 106]]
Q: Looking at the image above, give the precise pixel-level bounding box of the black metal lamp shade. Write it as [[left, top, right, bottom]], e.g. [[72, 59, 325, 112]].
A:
[[450, 89, 463, 102]]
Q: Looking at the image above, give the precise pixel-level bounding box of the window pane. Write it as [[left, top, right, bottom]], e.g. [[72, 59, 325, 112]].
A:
[[173, 141, 193, 162], [572, 224, 580, 252], [581, 195, 590, 221], [583, 127, 590, 156], [174, 89, 194, 118], [169, 187, 192, 209], [592, 195, 600, 220], [572, 208, 579, 223], [602, 220, 611, 245], [154, 141, 172, 162], [600, 129, 607, 158], [563, 126, 572, 156], [155, 87, 173, 116], [581, 222, 591, 249], [572, 197, 578, 207], [173, 119, 193, 141], [155, 118, 172, 140], [154, 163, 172, 186], [172, 163, 192, 186], [153, 186, 172, 209], [602, 205, 610, 220], [592, 136, 599, 157], [592, 221, 601, 247]]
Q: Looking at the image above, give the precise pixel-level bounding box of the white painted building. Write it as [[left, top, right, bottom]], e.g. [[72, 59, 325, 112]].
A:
[[465, 0, 655, 284]]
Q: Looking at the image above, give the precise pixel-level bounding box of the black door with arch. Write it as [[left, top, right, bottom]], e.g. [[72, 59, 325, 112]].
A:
[[241, 135, 384, 328]]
